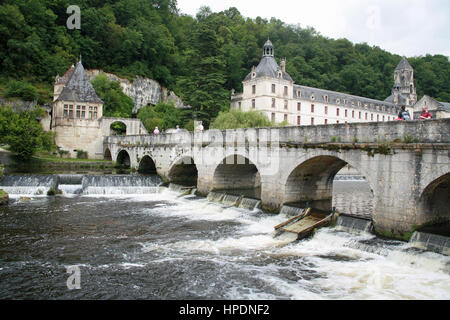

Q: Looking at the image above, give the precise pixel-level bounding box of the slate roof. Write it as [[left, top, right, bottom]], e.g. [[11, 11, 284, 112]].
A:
[[384, 93, 408, 105], [295, 84, 398, 114], [55, 65, 75, 85], [439, 102, 450, 110], [244, 56, 293, 82], [395, 57, 413, 71], [56, 61, 103, 103]]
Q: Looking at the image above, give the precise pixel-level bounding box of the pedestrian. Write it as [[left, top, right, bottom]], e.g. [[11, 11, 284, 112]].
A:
[[419, 107, 432, 120], [153, 126, 160, 135], [198, 123, 204, 132], [176, 125, 181, 133], [397, 106, 411, 121]]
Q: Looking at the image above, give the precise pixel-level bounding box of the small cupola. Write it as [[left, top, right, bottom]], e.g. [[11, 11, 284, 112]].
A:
[[263, 39, 274, 57]]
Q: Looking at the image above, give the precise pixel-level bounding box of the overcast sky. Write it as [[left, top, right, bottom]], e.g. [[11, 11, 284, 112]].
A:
[[176, 0, 450, 58]]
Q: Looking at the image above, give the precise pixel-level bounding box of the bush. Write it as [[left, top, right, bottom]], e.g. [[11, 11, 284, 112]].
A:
[[210, 109, 274, 130], [5, 80, 38, 101], [76, 150, 88, 159]]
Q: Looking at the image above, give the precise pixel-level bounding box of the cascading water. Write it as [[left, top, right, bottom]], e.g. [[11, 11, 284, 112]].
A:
[[0, 174, 448, 299], [82, 175, 162, 195], [280, 205, 306, 217], [238, 197, 261, 210], [335, 215, 373, 234], [0, 175, 55, 196], [221, 194, 241, 206]]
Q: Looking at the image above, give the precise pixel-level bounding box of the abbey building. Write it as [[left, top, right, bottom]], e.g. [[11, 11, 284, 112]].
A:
[[230, 40, 422, 125]]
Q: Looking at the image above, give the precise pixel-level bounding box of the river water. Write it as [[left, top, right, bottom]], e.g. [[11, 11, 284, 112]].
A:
[[0, 174, 448, 300]]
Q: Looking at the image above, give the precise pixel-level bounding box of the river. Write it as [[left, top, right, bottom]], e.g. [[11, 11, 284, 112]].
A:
[[0, 174, 448, 299]]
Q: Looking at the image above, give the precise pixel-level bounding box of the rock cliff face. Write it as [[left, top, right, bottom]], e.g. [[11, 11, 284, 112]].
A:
[[85, 70, 190, 114]]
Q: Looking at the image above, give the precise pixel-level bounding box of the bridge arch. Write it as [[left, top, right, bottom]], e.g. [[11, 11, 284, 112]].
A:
[[116, 149, 131, 168], [212, 154, 261, 197], [417, 172, 450, 226], [283, 155, 374, 212], [104, 148, 112, 161], [110, 121, 127, 136], [168, 156, 198, 186], [138, 155, 157, 174]]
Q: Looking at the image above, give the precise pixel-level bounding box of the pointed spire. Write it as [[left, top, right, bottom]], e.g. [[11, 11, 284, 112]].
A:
[[395, 57, 413, 71]]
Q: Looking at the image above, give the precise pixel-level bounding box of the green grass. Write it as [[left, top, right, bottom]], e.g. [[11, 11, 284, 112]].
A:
[[33, 151, 111, 163]]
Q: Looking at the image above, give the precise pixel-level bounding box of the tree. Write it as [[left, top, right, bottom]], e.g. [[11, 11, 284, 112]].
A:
[[210, 109, 274, 130]]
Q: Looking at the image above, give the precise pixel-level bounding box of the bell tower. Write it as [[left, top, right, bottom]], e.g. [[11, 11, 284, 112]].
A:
[[392, 57, 417, 106]]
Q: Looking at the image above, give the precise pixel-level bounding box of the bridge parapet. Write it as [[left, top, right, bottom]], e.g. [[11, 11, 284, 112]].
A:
[[106, 119, 450, 147]]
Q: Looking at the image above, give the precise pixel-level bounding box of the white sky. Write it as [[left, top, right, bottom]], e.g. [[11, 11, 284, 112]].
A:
[[176, 0, 450, 58]]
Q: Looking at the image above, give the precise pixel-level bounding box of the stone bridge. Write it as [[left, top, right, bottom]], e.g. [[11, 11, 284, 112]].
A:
[[104, 119, 450, 237]]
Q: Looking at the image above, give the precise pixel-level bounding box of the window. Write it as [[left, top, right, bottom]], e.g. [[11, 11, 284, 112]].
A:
[[69, 105, 73, 118], [238, 102, 241, 109], [371, 114, 374, 121], [324, 119, 328, 124], [89, 106, 93, 119], [284, 86, 288, 96], [297, 116, 301, 125], [64, 105, 68, 117], [271, 113, 275, 122], [325, 106, 328, 115], [345, 109, 348, 117], [324, 95, 328, 103], [252, 85, 256, 94], [252, 99, 255, 109], [352, 110, 355, 118], [81, 106, 86, 118], [388, 116, 390, 121], [336, 120, 339, 124], [359, 111, 361, 119], [383, 115, 385, 121], [358, 102, 362, 107], [344, 99, 348, 105], [284, 100, 288, 110], [311, 94, 315, 100], [297, 102, 301, 111], [336, 99, 340, 104], [272, 84, 276, 93], [377, 115, 379, 121], [311, 104, 314, 113], [272, 98, 276, 108], [365, 113, 368, 120], [336, 108, 340, 116], [297, 90, 301, 97], [284, 114, 288, 122], [311, 117, 314, 125], [76, 105, 81, 118]]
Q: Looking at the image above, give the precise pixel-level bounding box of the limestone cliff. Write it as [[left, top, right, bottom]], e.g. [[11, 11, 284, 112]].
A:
[[85, 70, 191, 114]]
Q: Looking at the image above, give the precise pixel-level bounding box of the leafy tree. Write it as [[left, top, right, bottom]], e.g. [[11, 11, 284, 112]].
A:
[[137, 102, 192, 132], [91, 74, 134, 117], [0, 105, 55, 160], [210, 109, 275, 130]]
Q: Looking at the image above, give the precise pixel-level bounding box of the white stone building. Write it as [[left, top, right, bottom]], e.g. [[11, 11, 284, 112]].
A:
[[231, 40, 418, 125], [51, 59, 147, 159]]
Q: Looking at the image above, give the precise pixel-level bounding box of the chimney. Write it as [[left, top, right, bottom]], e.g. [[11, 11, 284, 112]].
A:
[[280, 58, 286, 72]]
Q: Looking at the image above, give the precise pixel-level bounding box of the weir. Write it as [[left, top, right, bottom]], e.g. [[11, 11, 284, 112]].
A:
[[335, 215, 373, 234], [238, 198, 261, 210], [0, 174, 163, 196], [409, 232, 450, 256]]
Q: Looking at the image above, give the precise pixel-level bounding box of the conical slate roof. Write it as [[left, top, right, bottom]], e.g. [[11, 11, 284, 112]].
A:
[[244, 41, 293, 82], [56, 61, 103, 103], [395, 57, 413, 71]]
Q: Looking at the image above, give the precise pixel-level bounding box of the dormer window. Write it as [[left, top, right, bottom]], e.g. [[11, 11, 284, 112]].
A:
[[358, 101, 361, 107], [251, 72, 256, 79], [278, 71, 282, 78], [336, 99, 340, 104], [297, 90, 301, 97], [311, 94, 315, 100]]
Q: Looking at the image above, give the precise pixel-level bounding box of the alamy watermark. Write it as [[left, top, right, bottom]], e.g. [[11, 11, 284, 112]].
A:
[[66, 265, 81, 290], [66, 5, 81, 30]]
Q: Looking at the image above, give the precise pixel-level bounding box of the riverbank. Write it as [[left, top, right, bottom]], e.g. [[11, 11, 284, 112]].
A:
[[0, 189, 8, 206], [0, 149, 115, 174]]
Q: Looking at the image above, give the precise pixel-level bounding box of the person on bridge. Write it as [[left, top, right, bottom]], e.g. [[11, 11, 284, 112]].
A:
[[419, 107, 432, 120], [176, 125, 181, 133], [153, 127, 160, 135], [396, 106, 411, 121]]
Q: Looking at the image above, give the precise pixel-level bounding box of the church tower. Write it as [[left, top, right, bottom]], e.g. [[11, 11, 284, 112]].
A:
[[389, 58, 417, 107]]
